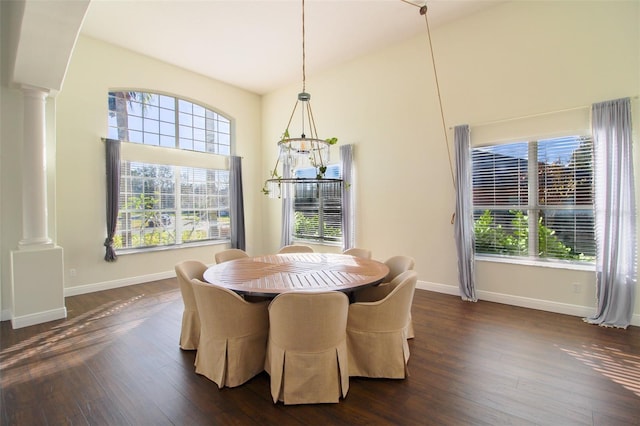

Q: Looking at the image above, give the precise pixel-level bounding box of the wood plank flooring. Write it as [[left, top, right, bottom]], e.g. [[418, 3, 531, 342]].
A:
[[1, 278, 639, 425]]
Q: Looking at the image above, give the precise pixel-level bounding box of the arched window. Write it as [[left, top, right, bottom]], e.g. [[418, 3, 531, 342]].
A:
[[108, 91, 230, 154]]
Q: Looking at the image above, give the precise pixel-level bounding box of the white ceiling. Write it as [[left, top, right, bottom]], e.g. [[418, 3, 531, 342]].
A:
[[80, 0, 503, 95]]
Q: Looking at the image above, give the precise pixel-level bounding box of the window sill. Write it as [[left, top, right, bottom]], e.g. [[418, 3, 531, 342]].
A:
[[292, 239, 342, 248], [475, 254, 595, 272], [115, 239, 230, 256]]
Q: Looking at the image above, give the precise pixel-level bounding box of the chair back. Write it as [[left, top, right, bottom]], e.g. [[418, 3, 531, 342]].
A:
[[191, 279, 268, 337], [269, 291, 348, 351], [175, 260, 208, 310], [190, 279, 270, 388], [278, 244, 314, 254], [343, 248, 372, 259], [383, 255, 415, 282], [174, 260, 208, 350], [215, 248, 249, 264], [353, 269, 415, 303], [349, 270, 417, 332]]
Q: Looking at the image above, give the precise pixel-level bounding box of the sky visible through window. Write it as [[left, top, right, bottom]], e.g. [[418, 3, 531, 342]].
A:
[[295, 164, 341, 178], [476, 136, 583, 165]]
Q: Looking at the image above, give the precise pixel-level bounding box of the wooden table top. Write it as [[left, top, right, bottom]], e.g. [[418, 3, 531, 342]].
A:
[[203, 253, 390, 297]]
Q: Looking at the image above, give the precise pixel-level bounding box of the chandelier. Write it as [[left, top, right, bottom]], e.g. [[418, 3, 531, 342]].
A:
[[262, 0, 343, 199]]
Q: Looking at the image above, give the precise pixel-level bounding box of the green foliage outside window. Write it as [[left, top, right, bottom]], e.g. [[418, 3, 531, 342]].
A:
[[474, 210, 591, 260], [294, 211, 341, 240], [294, 211, 319, 237], [114, 193, 176, 249]]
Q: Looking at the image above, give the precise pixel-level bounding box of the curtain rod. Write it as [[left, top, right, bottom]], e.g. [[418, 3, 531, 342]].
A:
[[449, 95, 639, 130]]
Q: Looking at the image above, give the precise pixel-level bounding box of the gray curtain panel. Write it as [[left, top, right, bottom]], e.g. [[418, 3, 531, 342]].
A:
[[104, 138, 121, 262], [341, 144, 354, 251], [454, 125, 477, 301], [280, 156, 293, 247], [229, 156, 246, 251], [585, 97, 636, 328]]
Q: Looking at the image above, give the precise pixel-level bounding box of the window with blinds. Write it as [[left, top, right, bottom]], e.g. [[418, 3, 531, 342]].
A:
[[116, 162, 229, 250], [107, 90, 231, 252], [292, 164, 343, 244], [472, 135, 595, 262]]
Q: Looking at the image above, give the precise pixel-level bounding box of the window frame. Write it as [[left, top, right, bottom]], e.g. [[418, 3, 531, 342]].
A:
[[291, 163, 343, 246], [471, 135, 596, 267], [108, 91, 231, 155], [108, 90, 233, 253]]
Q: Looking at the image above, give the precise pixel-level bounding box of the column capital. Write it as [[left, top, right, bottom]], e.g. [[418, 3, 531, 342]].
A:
[[20, 85, 50, 99]]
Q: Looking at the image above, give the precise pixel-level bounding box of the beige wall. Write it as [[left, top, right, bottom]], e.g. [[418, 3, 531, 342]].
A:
[[1, 0, 638, 323], [263, 0, 640, 320], [53, 36, 263, 294]]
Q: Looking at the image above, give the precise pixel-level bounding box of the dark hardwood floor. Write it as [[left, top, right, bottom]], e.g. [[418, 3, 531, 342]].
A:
[[1, 278, 639, 425]]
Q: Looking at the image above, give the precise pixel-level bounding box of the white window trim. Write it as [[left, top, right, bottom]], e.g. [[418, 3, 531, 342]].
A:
[[476, 254, 595, 271]]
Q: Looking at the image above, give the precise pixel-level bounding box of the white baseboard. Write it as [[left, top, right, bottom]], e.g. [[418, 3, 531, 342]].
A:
[[417, 280, 640, 327], [56, 275, 640, 328], [11, 307, 67, 329], [417, 280, 460, 296], [64, 270, 176, 297]]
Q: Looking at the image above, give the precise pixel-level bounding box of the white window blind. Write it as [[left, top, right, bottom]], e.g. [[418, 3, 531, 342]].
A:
[[292, 164, 343, 244], [472, 135, 595, 262], [117, 162, 229, 250]]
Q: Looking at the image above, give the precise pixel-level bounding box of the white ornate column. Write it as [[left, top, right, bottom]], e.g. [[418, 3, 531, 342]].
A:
[[19, 86, 53, 248]]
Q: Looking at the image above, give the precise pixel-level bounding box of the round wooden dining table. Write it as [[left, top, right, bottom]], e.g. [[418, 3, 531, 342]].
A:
[[203, 253, 390, 297]]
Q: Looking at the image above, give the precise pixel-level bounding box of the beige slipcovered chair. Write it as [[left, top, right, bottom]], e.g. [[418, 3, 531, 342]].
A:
[[383, 255, 415, 282], [214, 248, 267, 302], [175, 260, 208, 350], [266, 291, 349, 405], [351, 254, 416, 338], [191, 279, 270, 388], [215, 248, 249, 264], [342, 247, 372, 259], [384, 255, 416, 338], [347, 270, 417, 379], [277, 244, 314, 254]]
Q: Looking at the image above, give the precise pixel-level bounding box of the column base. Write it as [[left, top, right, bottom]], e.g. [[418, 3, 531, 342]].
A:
[[10, 245, 66, 329], [18, 238, 54, 250]]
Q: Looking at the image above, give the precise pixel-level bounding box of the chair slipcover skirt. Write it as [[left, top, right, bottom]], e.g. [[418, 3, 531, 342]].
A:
[[266, 291, 349, 405]]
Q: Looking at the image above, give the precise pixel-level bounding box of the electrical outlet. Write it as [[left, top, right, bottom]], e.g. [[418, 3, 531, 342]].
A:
[[572, 282, 581, 293], [70, 268, 77, 277]]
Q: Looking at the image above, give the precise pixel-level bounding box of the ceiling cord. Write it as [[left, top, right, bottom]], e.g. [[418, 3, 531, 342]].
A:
[[420, 4, 456, 190]]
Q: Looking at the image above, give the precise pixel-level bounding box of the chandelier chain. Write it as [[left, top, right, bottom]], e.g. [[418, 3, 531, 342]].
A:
[[302, 0, 306, 92]]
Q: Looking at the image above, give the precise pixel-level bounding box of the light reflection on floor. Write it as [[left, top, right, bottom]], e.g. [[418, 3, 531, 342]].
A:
[[0, 292, 179, 388], [558, 343, 640, 397]]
